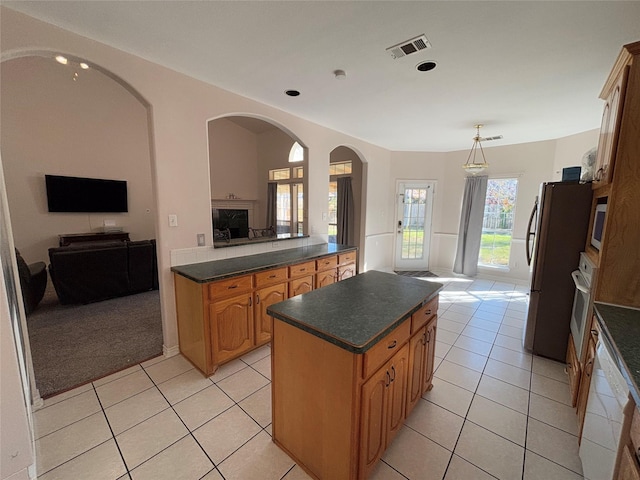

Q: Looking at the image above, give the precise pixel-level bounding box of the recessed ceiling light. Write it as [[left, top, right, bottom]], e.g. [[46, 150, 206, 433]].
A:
[[79, 62, 89, 70], [285, 90, 300, 97], [55, 55, 68, 65], [416, 61, 437, 72]]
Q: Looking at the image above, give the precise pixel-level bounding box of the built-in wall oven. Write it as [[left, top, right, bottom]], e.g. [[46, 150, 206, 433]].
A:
[[570, 252, 597, 359]]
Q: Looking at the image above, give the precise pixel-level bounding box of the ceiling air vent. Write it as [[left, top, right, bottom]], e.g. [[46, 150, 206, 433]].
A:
[[386, 34, 432, 59]]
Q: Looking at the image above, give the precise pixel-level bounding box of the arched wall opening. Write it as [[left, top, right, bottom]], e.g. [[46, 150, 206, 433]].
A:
[[330, 145, 367, 267], [0, 50, 162, 401], [206, 115, 309, 243]]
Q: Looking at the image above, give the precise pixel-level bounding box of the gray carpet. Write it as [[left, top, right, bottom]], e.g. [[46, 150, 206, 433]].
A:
[[27, 283, 163, 398], [394, 270, 438, 278]]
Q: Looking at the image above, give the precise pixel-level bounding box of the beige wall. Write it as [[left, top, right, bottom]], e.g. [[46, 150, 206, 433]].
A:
[[552, 129, 599, 181], [208, 118, 259, 202], [390, 133, 599, 282], [0, 55, 155, 264], [0, 7, 395, 361]]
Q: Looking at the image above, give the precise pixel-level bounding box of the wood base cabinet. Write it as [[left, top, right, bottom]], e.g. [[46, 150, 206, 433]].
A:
[[255, 283, 287, 346], [174, 248, 358, 376], [577, 317, 599, 438], [566, 333, 581, 408], [360, 344, 408, 480], [272, 294, 439, 480]]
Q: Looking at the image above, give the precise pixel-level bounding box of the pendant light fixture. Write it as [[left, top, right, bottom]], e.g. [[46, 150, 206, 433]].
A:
[[463, 124, 490, 174]]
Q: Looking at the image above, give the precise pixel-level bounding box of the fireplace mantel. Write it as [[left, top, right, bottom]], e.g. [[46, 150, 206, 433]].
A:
[[210, 199, 257, 210]]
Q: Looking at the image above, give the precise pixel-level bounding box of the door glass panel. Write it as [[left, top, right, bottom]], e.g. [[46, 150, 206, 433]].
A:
[[401, 188, 427, 259], [276, 184, 291, 234]]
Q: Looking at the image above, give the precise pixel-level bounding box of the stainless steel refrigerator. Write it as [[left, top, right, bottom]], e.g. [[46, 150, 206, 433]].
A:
[[523, 181, 593, 362]]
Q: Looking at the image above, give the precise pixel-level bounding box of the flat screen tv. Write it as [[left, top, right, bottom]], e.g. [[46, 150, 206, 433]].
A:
[[45, 174, 128, 213]]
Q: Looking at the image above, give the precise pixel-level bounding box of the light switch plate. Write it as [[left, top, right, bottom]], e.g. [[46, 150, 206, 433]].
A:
[[197, 233, 205, 246], [168, 214, 178, 227]]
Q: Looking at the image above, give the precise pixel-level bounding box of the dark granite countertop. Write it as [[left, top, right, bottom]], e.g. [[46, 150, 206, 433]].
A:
[[267, 270, 443, 354], [594, 302, 640, 406], [171, 243, 356, 283]]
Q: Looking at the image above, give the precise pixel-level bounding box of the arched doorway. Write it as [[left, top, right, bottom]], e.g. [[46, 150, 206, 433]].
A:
[[0, 52, 161, 400]]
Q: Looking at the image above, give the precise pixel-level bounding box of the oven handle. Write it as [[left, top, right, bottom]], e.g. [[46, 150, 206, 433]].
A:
[[571, 270, 590, 294]]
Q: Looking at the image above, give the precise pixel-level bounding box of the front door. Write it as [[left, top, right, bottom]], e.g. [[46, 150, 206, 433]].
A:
[[394, 182, 434, 271]]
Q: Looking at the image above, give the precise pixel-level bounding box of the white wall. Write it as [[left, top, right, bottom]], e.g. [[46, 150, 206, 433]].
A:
[[0, 55, 155, 264]]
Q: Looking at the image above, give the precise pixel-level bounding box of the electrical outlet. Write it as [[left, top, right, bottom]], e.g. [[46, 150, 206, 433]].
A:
[[197, 233, 205, 246], [168, 214, 178, 227]]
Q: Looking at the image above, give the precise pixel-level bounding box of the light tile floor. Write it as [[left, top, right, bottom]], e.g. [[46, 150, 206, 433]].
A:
[[32, 277, 584, 479]]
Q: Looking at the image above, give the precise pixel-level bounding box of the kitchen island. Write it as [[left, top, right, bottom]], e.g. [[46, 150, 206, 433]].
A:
[[267, 270, 442, 480]]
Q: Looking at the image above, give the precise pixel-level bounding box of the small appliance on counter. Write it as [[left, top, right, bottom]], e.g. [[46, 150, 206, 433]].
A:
[[561, 166, 582, 182]]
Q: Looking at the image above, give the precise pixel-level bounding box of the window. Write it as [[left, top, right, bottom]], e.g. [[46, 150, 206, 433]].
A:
[[329, 161, 352, 176], [328, 161, 353, 242], [289, 142, 304, 163], [269, 168, 290, 181], [270, 143, 305, 234], [479, 178, 518, 267]]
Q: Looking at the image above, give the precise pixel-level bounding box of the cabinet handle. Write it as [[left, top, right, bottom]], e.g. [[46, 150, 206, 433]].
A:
[[300, 268, 306, 272], [228, 285, 238, 289], [422, 332, 427, 345], [425, 309, 432, 315], [256, 294, 260, 305], [249, 296, 252, 307], [269, 274, 277, 279], [390, 365, 396, 382], [387, 340, 397, 350], [385, 371, 390, 387], [591, 329, 599, 337]]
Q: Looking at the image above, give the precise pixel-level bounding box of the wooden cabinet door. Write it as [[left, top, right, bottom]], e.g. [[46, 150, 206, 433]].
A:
[[255, 283, 287, 346], [617, 443, 640, 480], [594, 65, 629, 186], [359, 365, 389, 480], [577, 334, 596, 438], [338, 264, 356, 281], [386, 344, 408, 445], [566, 334, 581, 407], [289, 275, 313, 297], [210, 294, 253, 364], [406, 328, 426, 417], [316, 269, 337, 288], [422, 317, 437, 393]]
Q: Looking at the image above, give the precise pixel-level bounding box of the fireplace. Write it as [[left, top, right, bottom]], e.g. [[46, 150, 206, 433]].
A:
[[212, 208, 249, 239]]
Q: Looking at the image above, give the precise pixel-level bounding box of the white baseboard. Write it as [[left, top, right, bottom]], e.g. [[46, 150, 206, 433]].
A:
[[163, 344, 180, 358]]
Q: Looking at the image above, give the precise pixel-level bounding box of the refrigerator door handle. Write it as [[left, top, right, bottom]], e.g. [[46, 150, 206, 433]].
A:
[[571, 270, 590, 294], [526, 197, 538, 266]]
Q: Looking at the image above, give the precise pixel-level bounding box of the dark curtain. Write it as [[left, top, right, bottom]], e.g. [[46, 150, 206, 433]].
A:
[[337, 176, 354, 245], [453, 175, 488, 276], [266, 182, 277, 229]]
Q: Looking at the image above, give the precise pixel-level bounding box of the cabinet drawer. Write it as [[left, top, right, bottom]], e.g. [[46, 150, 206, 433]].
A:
[[208, 275, 253, 299], [255, 267, 288, 287], [363, 319, 411, 379], [289, 261, 315, 278], [338, 251, 356, 266], [316, 255, 338, 271], [411, 297, 438, 333]]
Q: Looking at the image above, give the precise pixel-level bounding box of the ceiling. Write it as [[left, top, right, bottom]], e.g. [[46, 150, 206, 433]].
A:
[[4, 1, 640, 152]]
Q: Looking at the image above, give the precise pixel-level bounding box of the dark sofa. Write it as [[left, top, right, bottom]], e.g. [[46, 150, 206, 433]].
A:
[[48, 239, 158, 304], [15, 249, 48, 314]]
